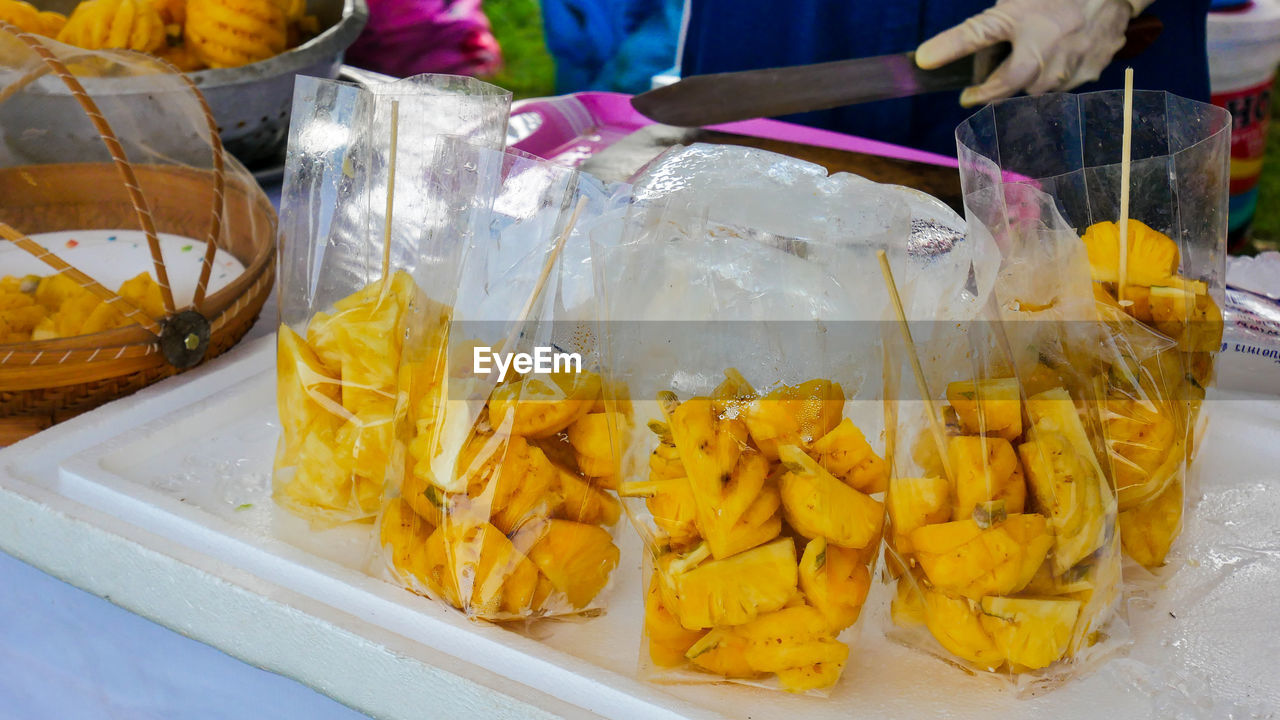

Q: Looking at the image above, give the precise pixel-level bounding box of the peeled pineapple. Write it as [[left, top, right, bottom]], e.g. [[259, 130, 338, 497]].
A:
[[641, 372, 887, 691], [184, 0, 286, 68], [910, 514, 1052, 599], [0, 0, 67, 37], [946, 378, 1022, 441], [57, 0, 166, 53]]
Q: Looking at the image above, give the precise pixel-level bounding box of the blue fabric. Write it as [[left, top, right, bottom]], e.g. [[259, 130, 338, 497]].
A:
[[680, 0, 1212, 156], [542, 0, 683, 94]]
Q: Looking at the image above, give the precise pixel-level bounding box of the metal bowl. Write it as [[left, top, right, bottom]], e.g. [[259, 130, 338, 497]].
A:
[[26, 0, 368, 166]]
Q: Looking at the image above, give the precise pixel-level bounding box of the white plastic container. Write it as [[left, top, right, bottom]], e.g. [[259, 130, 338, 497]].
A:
[[1208, 0, 1280, 245]]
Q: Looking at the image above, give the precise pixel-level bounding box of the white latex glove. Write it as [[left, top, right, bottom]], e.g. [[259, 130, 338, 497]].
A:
[[916, 0, 1156, 107]]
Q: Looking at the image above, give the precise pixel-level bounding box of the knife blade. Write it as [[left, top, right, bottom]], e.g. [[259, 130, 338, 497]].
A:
[[632, 16, 1162, 127], [632, 51, 989, 127]]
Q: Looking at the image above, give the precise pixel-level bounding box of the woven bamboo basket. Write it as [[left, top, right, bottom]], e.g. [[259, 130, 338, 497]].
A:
[[0, 26, 276, 445]]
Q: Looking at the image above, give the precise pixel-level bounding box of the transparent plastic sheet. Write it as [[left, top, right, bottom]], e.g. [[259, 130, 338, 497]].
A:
[[955, 92, 1230, 572], [884, 180, 1125, 692], [273, 75, 511, 527], [376, 139, 635, 622], [592, 143, 942, 695], [0, 28, 267, 338]]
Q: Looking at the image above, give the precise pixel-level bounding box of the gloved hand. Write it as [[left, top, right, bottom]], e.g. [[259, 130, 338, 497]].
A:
[[916, 0, 1156, 107]]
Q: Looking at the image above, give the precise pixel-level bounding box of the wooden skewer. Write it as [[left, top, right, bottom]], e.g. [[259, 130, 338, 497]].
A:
[[877, 250, 953, 483], [1117, 68, 1135, 306], [377, 100, 401, 306]]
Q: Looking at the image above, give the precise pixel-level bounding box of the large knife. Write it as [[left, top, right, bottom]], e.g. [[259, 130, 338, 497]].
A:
[[632, 16, 1162, 127]]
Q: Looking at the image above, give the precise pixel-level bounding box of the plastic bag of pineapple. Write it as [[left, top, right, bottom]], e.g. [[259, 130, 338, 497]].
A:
[[591, 144, 958, 694], [956, 92, 1230, 572], [376, 139, 635, 622], [273, 75, 511, 527], [883, 159, 1127, 690]]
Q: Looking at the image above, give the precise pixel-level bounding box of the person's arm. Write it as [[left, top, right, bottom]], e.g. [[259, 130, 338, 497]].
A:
[[915, 0, 1156, 107]]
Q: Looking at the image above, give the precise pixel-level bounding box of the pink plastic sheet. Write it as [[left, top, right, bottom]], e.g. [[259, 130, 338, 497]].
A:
[[508, 91, 960, 169]]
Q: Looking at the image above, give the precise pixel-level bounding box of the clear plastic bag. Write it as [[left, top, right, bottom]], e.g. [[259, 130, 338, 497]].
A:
[[376, 140, 634, 622], [884, 178, 1125, 689], [594, 144, 916, 694], [956, 92, 1230, 570], [273, 75, 511, 527]]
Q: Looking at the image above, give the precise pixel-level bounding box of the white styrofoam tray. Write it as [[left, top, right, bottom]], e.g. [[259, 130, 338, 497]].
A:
[[2, 335, 1279, 719]]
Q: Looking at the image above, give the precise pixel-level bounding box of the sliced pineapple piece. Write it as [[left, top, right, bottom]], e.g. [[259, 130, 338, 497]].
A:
[[517, 519, 619, 610], [661, 537, 798, 629], [276, 324, 341, 451], [1105, 397, 1182, 511], [1081, 219, 1178, 287], [946, 378, 1022, 441], [488, 371, 601, 439], [948, 435, 1027, 520], [922, 589, 1005, 669], [567, 411, 626, 477], [446, 520, 540, 617], [799, 537, 872, 632], [811, 417, 889, 494], [644, 576, 706, 667], [1020, 388, 1113, 574], [685, 628, 760, 679], [909, 514, 1052, 599], [978, 596, 1081, 670], [887, 476, 951, 555], [555, 468, 620, 526], [739, 379, 844, 461], [1118, 478, 1182, 568], [379, 498, 435, 588], [778, 444, 883, 550]]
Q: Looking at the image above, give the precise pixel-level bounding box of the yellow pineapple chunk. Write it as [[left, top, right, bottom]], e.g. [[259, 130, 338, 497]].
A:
[[921, 589, 1005, 669], [978, 596, 1081, 671], [685, 628, 759, 679], [277, 326, 341, 449], [887, 476, 951, 555], [666, 396, 775, 558], [948, 435, 1027, 520], [1081, 219, 1178, 287], [1020, 388, 1113, 574], [1106, 397, 1181, 511], [778, 444, 883, 550], [909, 515, 1052, 599], [662, 538, 798, 629], [946, 378, 1022, 441], [799, 537, 871, 633], [488, 371, 601, 439], [739, 379, 844, 461], [379, 498, 435, 588], [1118, 478, 1182, 568], [555, 469, 621, 526], [811, 417, 889, 494], [567, 411, 625, 477], [517, 519, 619, 610], [445, 521, 540, 617], [457, 434, 559, 534], [645, 576, 706, 667]]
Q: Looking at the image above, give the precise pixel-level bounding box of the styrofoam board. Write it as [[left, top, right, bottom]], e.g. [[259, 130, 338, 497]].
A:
[[3, 335, 1279, 719]]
